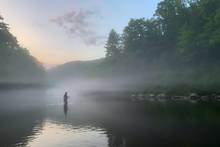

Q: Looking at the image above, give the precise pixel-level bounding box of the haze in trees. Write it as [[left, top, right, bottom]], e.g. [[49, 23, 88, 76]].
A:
[[0, 15, 45, 86], [51, 0, 220, 94]]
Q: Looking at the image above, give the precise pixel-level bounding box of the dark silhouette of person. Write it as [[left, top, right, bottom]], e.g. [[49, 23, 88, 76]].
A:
[[63, 92, 69, 104]]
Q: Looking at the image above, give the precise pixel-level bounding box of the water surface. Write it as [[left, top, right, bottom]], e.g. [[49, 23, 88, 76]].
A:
[[1, 85, 220, 147]]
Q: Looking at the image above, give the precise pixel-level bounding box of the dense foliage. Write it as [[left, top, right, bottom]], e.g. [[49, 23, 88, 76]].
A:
[[51, 0, 220, 93], [0, 15, 45, 84], [105, 0, 220, 91]]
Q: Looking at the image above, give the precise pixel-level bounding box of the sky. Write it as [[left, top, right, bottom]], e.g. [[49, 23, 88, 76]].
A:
[[0, 0, 161, 66]]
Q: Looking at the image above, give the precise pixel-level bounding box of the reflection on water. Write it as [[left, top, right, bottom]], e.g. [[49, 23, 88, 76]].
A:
[[64, 103, 68, 117], [1, 87, 220, 147], [27, 120, 108, 147]]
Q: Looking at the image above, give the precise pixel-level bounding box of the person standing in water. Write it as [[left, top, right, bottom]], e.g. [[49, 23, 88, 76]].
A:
[[63, 92, 69, 104]]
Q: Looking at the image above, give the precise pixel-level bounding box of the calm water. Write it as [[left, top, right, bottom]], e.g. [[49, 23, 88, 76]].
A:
[[1, 85, 220, 147]]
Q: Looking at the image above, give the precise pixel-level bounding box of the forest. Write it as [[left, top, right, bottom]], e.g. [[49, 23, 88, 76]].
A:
[[103, 0, 220, 93], [0, 15, 45, 86], [51, 0, 220, 94], [1, 0, 220, 93]]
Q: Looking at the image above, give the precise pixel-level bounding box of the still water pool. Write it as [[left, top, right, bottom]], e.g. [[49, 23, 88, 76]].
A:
[[25, 120, 108, 147], [1, 86, 220, 147]]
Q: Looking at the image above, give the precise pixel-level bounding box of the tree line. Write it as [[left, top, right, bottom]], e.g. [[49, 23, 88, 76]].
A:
[[0, 15, 45, 85], [104, 0, 220, 91]]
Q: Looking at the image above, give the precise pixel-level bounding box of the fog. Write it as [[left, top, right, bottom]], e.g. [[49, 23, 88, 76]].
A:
[[48, 65, 207, 96], [2, 83, 220, 147], [1, 0, 220, 146]]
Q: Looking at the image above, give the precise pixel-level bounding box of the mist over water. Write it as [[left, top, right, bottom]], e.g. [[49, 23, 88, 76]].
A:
[[1, 82, 220, 147], [1, 0, 220, 146]]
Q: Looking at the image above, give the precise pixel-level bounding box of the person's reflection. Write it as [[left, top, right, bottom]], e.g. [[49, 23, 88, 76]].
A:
[[64, 102, 68, 117], [63, 92, 69, 117]]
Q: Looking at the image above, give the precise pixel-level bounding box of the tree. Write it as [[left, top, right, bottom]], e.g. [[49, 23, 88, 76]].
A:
[[0, 15, 45, 84], [155, 0, 189, 51], [177, 0, 220, 67], [0, 16, 18, 48], [105, 29, 121, 61], [122, 18, 163, 65]]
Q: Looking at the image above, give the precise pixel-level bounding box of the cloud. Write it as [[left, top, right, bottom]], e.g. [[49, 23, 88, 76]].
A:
[[50, 9, 104, 45]]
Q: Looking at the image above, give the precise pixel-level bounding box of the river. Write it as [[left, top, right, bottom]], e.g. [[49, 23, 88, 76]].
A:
[[1, 84, 220, 147]]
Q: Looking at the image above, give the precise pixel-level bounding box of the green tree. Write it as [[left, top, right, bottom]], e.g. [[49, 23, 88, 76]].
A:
[[177, 0, 220, 67], [122, 18, 163, 65], [0, 15, 45, 84], [155, 0, 189, 58], [105, 29, 121, 61]]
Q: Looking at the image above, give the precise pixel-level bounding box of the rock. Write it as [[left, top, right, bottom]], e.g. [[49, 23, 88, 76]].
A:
[[189, 93, 199, 100], [200, 96, 210, 102], [215, 95, 220, 101], [157, 93, 167, 102], [171, 96, 182, 101]]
